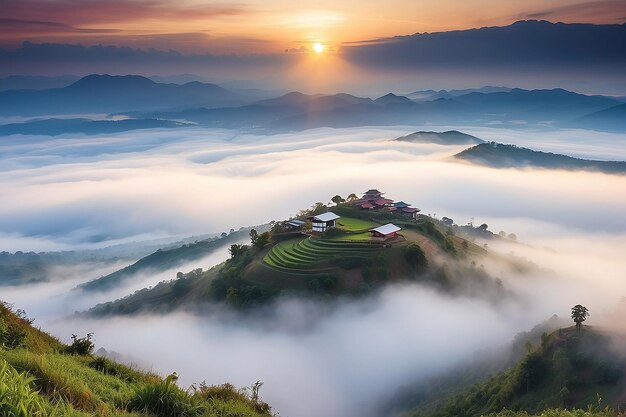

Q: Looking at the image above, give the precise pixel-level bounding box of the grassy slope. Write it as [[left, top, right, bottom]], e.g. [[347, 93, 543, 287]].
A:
[[0, 301, 274, 417], [406, 327, 626, 417], [79, 229, 255, 292]]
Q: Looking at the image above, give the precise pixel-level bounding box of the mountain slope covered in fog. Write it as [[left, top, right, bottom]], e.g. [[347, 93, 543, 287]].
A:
[[455, 142, 626, 174], [79, 228, 257, 292], [402, 326, 626, 417], [395, 130, 484, 145]]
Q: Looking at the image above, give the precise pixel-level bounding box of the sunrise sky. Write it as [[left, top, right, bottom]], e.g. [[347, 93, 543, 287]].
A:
[[3, 0, 626, 53]]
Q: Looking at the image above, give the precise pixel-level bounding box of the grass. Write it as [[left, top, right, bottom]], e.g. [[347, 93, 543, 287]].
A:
[[0, 301, 274, 417], [262, 236, 382, 273], [336, 217, 377, 232]]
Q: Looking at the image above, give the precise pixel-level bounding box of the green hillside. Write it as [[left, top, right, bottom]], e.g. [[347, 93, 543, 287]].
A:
[[79, 228, 257, 292], [85, 201, 508, 316], [404, 327, 626, 417], [0, 301, 274, 417]]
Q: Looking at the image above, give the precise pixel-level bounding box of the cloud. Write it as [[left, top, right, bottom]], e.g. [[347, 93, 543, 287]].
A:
[[1, 125, 626, 417], [2, 0, 248, 27], [519, 0, 626, 24], [0, 125, 626, 252]]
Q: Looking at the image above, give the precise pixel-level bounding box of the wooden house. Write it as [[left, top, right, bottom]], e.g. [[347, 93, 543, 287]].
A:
[[369, 223, 401, 241], [307, 212, 340, 233]]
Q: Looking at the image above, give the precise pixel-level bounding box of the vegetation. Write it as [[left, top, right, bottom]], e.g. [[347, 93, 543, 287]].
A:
[[0, 301, 274, 417], [407, 327, 625, 417], [571, 305, 590, 332]]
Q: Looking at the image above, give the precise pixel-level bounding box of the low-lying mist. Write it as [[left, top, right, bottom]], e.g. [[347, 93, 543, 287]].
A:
[[1, 125, 626, 416], [1, 125, 625, 250]]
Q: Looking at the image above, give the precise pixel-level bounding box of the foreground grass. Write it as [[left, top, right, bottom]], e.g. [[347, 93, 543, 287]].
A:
[[0, 301, 274, 417]]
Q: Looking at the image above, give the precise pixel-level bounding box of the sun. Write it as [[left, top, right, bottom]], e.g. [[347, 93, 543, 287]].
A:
[[312, 42, 325, 54]]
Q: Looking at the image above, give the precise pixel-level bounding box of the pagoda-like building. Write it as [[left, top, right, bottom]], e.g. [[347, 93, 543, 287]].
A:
[[353, 189, 420, 218]]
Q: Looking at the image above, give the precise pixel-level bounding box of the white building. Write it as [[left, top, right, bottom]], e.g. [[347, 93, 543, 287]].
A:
[[307, 212, 340, 233]]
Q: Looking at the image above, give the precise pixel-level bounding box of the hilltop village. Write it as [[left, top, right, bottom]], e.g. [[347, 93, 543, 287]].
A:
[[88, 188, 505, 316], [282, 189, 420, 244]]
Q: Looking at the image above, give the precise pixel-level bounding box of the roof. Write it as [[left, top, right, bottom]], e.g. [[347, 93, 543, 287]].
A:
[[360, 203, 374, 209], [370, 223, 401, 235], [364, 189, 383, 194], [393, 201, 410, 208], [309, 212, 340, 222], [401, 207, 420, 213], [373, 198, 393, 205], [286, 219, 305, 227]]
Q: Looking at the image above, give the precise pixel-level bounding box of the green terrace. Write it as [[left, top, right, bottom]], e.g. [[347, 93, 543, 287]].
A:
[[263, 235, 385, 274]]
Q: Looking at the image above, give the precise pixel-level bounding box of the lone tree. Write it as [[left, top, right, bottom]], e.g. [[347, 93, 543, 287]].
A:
[[571, 304, 590, 331]]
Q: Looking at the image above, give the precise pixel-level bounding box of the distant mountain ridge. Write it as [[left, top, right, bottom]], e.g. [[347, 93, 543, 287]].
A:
[[0, 118, 189, 136], [130, 87, 621, 132], [395, 130, 484, 145], [455, 142, 626, 174], [0, 74, 244, 116]]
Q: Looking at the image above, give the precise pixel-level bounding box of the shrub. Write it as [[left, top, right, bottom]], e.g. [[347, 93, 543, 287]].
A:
[[404, 243, 428, 273], [130, 372, 199, 417], [1, 323, 27, 349], [65, 334, 95, 356]]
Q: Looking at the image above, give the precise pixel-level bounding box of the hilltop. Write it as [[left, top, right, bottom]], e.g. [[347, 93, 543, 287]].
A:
[[394, 130, 484, 145], [0, 301, 274, 417], [455, 142, 626, 174], [400, 326, 626, 417], [84, 190, 518, 317]]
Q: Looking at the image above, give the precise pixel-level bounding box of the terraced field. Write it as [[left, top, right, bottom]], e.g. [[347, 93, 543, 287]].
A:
[[263, 236, 382, 273]]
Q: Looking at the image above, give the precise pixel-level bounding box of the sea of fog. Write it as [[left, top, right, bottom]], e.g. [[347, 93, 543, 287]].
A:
[[1, 125, 626, 417]]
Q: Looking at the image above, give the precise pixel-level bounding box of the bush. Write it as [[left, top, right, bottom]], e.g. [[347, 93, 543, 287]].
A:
[[404, 243, 428, 273], [130, 372, 199, 417], [1, 323, 27, 349], [65, 334, 95, 356]]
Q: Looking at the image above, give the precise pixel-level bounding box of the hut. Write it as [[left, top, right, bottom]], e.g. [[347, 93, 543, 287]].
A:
[[369, 223, 401, 241], [307, 212, 340, 233]]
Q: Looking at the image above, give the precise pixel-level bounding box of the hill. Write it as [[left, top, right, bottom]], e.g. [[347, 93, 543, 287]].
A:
[[403, 326, 626, 417], [78, 228, 255, 292], [0, 74, 243, 116], [129, 88, 620, 132], [0, 118, 189, 136], [568, 104, 626, 133], [395, 130, 484, 145], [454, 142, 626, 174], [83, 197, 516, 317], [0, 301, 274, 417]]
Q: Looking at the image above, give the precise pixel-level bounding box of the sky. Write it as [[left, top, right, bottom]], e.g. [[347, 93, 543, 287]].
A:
[[1, 0, 626, 93], [2, 0, 626, 52]]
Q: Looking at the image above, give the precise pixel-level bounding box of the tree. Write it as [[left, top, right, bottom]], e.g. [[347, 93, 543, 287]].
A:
[[441, 217, 454, 226], [229, 244, 247, 259], [253, 232, 270, 249], [220, 232, 228, 238], [346, 193, 358, 202], [331, 195, 345, 206], [249, 229, 258, 246], [478, 223, 489, 231], [571, 304, 590, 331]]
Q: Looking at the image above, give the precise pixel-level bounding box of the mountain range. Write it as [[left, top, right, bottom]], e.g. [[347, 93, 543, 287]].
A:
[[1, 74, 625, 134]]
